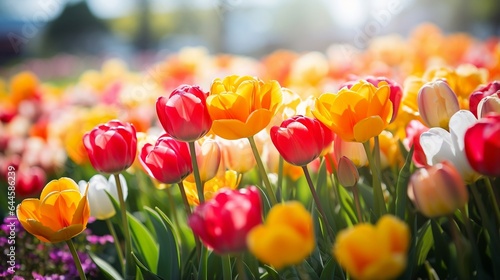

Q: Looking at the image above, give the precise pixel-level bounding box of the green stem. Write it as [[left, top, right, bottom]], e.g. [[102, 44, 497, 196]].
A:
[[178, 181, 203, 262], [484, 177, 500, 225], [66, 239, 87, 280], [236, 254, 247, 280], [352, 183, 363, 223], [165, 186, 182, 232], [362, 141, 387, 218], [221, 254, 232, 280], [114, 173, 135, 279], [198, 245, 208, 280], [247, 136, 277, 205], [277, 155, 284, 203], [447, 215, 468, 280], [189, 141, 205, 204], [106, 218, 124, 271], [302, 165, 335, 242]]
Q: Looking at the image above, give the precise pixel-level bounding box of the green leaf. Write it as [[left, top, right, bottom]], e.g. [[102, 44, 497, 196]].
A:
[[297, 261, 320, 280], [128, 211, 159, 273], [262, 265, 280, 280], [144, 207, 181, 280], [132, 252, 163, 280], [395, 146, 414, 220], [319, 258, 338, 280], [88, 252, 124, 280], [415, 220, 434, 266]]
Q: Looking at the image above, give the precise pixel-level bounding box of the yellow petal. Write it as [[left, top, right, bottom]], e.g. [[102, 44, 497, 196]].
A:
[[353, 116, 385, 143], [16, 199, 41, 223], [211, 109, 272, 140], [207, 93, 250, 123], [40, 177, 79, 201]]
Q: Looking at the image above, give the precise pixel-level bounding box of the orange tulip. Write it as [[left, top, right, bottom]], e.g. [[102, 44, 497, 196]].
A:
[[313, 80, 393, 142], [17, 177, 90, 243], [207, 75, 282, 140]]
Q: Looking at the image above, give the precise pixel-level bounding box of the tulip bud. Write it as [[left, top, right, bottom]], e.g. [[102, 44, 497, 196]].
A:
[[333, 134, 367, 167], [185, 139, 221, 183], [407, 161, 468, 218], [477, 95, 500, 119], [16, 166, 46, 197], [417, 80, 460, 129], [218, 137, 256, 174], [337, 156, 359, 188], [78, 174, 128, 220]]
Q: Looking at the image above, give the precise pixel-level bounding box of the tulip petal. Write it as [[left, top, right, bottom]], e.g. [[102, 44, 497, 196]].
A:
[[420, 128, 455, 166], [40, 177, 80, 201], [211, 109, 273, 140], [353, 116, 385, 143]]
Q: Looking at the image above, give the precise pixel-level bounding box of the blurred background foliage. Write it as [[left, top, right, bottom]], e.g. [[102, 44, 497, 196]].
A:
[[0, 0, 499, 70]]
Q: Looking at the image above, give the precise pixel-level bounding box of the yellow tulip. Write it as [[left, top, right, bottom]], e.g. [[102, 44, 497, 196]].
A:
[[247, 201, 315, 269], [333, 215, 410, 280], [17, 177, 90, 243], [207, 75, 282, 140], [183, 170, 241, 206], [313, 80, 393, 143]]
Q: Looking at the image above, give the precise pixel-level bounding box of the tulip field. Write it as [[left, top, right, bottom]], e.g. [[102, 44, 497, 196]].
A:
[[2, 23, 500, 279]]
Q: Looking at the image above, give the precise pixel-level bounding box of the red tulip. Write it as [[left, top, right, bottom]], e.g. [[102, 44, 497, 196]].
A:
[[156, 84, 212, 142], [83, 120, 137, 174], [270, 115, 333, 166], [188, 186, 262, 254], [464, 113, 500, 176], [139, 134, 192, 184], [16, 166, 47, 197], [469, 81, 500, 117], [404, 120, 429, 167]]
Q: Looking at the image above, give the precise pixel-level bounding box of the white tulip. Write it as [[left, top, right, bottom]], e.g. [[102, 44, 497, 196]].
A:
[[78, 174, 128, 220], [420, 110, 480, 183]]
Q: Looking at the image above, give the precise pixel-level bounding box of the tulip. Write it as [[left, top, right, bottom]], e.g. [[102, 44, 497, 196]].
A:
[[15, 166, 46, 197], [342, 76, 403, 123], [207, 75, 282, 140], [217, 137, 256, 174], [184, 139, 221, 183], [139, 134, 193, 184], [16, 177, 90, 243], [183, 170, 241, 206], [337, 156, 359, 188], [83, 120, 137, 174], [270, 115, 333, 166], [469, 81, 500, 117], [477, 95, 500, 119], [407, 161, 468, 218], [156, 84, 212, 142], [333, 134, 367, 167], [404, 120, 429, 167], [333, 215, 410, 280], [78, 174, 128, 220], [247, 201, 315, 269], [420, 110, 480, 183], [188, 186, 262, 254], [313, 79, 393, 142], [417, 80, 460, 129], [464, 113, 500, 177]]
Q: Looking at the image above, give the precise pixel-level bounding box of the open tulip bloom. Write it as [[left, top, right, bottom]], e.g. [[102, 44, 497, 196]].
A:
[[9, 29, 500, 280]]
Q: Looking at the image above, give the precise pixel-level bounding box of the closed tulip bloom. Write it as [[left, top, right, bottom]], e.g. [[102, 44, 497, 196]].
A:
[[188, 186, 262, 254], [313, 79, 393, 142], [139, 134, 193, 184], [333, 134, 368, 167], [16, 177, 90, 243], [333, 215, 410, 280], [337, 156, 359, 188], [83, 120, 137, 174], [15, 166, 46, 197], [78, 174, 128, 220], [477, 95, 500, 119], [469, 81, 500, 117], [270, 115, 333, 166], [217, 137, 256, 173], [247, 201, 315, 269], [156, 84, 212, 142], [464, 113, 500, 176], [404, 120, 429, 168], [407, 161, 468, 218], [188, 139, 221, 183], [420, 110, 480, 183], [417, 80, 460, 129], [207, 75, 283, 140]]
